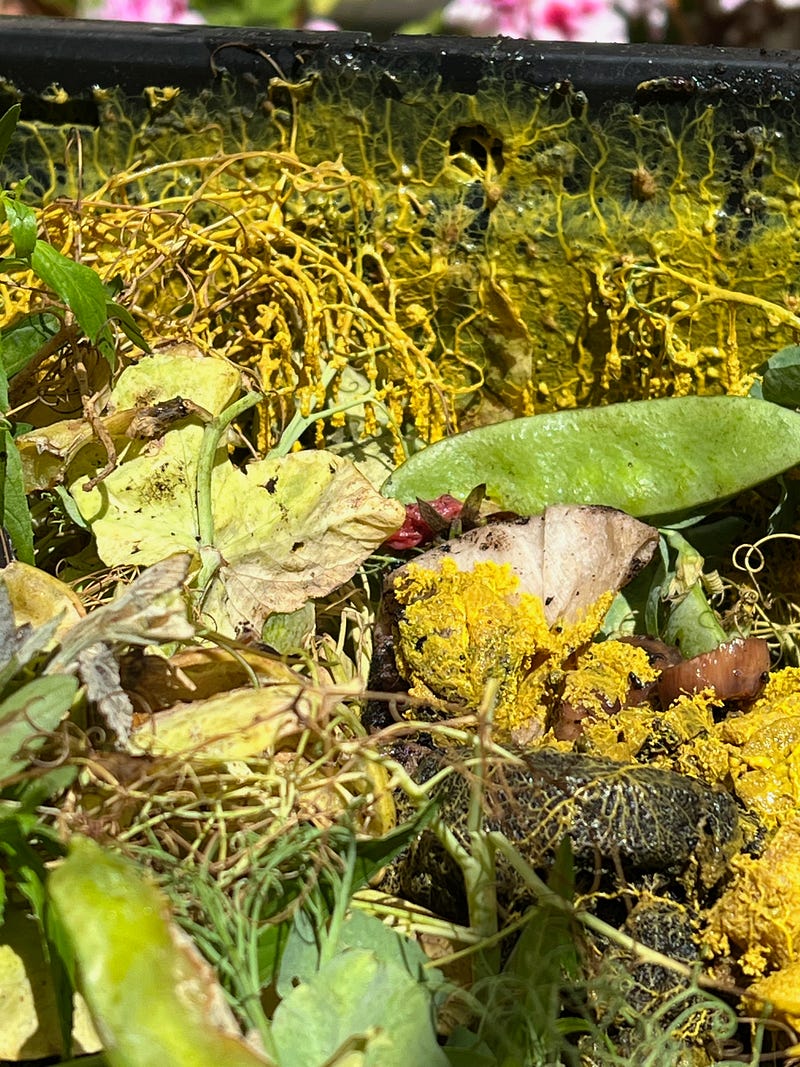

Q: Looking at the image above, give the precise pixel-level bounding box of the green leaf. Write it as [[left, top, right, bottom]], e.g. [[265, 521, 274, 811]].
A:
[[2, 195, 37, 259], [0, 675, 77, 784], [30, 241, 109, 345], [443, 1028, 498, 1067], [1, 312, 61, 379], [0, 353, 8, 414], [275, 907, 320, 998], [271, 947, 450, 1067], [0, 105, 20, 168], [663, 580, 727, 658], [106, 299, 150, 353], [383, 397, 800, 523], [759, 345, 800, 408], [0, 426, 34, 563]]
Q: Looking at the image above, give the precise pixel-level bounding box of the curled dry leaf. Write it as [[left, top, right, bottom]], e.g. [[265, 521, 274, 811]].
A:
[[391, 504, 658, 626], [0, 561, 85, 647]]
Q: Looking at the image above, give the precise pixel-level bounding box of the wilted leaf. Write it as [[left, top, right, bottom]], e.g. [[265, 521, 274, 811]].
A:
[[60, 348, 402, 634], [109, 343, 240, 413], [0, 576, 65, 694], [1, 561, 85, 646], [120, 645, 300, 710], [129, 678, 351, 760], [202, 451, 404, 633], [47, 554, 195, 672], [394, 505, 658, 626], [76, 643, 133, 744], [18, 344, 239, 494]]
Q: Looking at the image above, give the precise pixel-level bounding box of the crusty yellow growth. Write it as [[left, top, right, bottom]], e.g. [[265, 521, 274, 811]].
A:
[[745, 961, 800, 1032], [705, 815, 800, 977], [391, 557, 613, 738], [562, 639, 658, 716], [579, 687, 722, 770], [719, 669, 800, 828]]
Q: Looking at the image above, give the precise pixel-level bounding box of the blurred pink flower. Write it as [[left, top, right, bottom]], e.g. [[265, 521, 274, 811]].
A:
[[442, 0, 628, 40], [302, 16, 340, 28], [84, 0, 204, 22]]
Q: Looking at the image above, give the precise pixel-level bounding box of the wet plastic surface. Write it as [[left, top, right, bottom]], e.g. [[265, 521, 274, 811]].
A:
[[1, 18, 800, 107]]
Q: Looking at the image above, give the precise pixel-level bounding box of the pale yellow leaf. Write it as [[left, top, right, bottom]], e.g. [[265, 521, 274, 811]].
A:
[[0, 905, 101, 1060], [130, 681, 330, 759]]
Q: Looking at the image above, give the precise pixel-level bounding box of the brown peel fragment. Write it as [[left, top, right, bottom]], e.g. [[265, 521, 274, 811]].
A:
[[658, 636, 770, 707]]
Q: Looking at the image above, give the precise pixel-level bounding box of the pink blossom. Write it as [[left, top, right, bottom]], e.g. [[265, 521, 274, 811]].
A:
[[442, 0, 628, 41], [83, 0, 204, 22], [302, 16, 340, 29]]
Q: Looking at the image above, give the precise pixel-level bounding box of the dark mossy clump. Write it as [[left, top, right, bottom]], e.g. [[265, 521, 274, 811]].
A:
[[385, 746, 743, 922]]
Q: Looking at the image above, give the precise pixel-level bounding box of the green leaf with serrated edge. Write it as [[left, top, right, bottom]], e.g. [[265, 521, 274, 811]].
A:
[[2, 195, 36, 259], [30, 241, 108, 344], [0, 425, 33, 562], [384, 397, 800, 524], [0, 675, 77, 783], [0, 105, 20, 166], [1, 312, 61, 379], [48, 837, 273, 1067]]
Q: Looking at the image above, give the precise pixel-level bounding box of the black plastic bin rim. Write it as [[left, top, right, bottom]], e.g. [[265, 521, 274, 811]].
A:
[[1, 16, 800, 104]]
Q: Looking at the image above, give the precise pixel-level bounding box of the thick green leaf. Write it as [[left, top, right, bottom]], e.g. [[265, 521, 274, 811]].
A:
[[0, 675, 77, 783], [0, 105, 20, 166], [383, 397, 800, 522], [48, 837, 273, 1067], [663, 580, 727, 658], [1, 312, 61, 379], [2, 195, 37, 259], [0, 425, 34, 562], [30, 241, 108, 345]]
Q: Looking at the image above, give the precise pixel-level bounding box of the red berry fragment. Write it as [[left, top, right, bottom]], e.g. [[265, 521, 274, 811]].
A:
[[384, 494, 464, 550]]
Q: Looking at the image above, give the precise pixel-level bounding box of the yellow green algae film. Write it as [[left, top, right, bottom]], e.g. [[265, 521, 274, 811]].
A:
[[4, 69, 800, 440]]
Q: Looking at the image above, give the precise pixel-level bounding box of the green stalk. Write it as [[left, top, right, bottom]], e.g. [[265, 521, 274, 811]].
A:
[[194, 392, 263, 591]]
